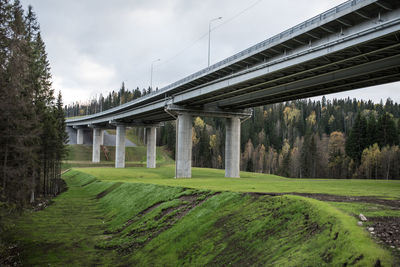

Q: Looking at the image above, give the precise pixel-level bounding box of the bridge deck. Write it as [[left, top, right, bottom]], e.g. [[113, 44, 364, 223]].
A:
[[67, 0, 400, 126]]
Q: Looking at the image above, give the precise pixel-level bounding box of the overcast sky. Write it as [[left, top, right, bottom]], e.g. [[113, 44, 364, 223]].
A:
[[20, 0, 399, 105]]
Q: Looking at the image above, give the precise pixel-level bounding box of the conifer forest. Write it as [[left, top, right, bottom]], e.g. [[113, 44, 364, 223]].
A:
[[0, 1, 68, 205]]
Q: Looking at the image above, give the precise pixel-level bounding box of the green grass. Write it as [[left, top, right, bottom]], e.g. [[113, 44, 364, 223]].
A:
[[77, 165, 400, 199], [64, 144, 173, 166], [106, 128, 144, 146], [10, 135, 400, 266], [12, 170, 393, 266], [13, 173, 119, 265], [126, 128, 145, 146]]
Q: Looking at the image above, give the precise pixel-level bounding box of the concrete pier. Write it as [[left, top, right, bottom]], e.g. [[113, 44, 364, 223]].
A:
[[176, 113, 192, 178], [99, 129, 104, 145], [225, 117, 241, 178], [77, 128, 84, 145], [92, 128, 101, 163], [115, 125, 126, 168], [146, 127, 157, 168]]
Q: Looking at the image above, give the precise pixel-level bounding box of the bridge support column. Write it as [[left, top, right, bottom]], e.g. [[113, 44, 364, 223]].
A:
[[176, 113, 192, 178], [225, 116, 241, 178], [92, 128, 101, 163], [146, 127, 156, 168], [77, 128, 84, 145], [99, 129, 104, 145], [115, 125, 126, 168]]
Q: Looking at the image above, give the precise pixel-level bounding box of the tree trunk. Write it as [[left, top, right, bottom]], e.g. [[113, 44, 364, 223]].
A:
[[2, 143, 8, 191], [30, 168, 35, 203], [43, 157, 47, 195], [386, 157, 390, 180]]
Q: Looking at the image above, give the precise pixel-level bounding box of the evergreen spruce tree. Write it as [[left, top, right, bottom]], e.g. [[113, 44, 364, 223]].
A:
[[0, 0, 39, 202], [366, 114, 377, 147], [377, 112, 398, 147], [0, 2, 66, 204], [345, 113, 368, 164]]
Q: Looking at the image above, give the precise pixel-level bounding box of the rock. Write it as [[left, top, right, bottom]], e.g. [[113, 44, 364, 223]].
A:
[[371, 232, 375, 235], [368, 227, 374, 232], [357, 221, 363, 226], [359, 213, 367, 222], [390, 246, 395, 249]]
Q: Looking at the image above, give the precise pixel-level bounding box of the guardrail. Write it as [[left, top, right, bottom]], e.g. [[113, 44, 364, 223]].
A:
[[157, 0, 364, 93], [67, 0, 366, 123]]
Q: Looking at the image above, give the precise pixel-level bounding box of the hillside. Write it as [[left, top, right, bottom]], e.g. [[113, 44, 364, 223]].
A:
[[9, 170, 394, 266], [62, 144, 173, 169]]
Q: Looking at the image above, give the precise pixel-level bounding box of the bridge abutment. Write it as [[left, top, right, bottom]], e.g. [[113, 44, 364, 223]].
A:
[[115, 125, 126, 168], [225, 117, 241, 178], [146, 127, 157, 168], [175, 113, 192, 178], [92, 128, 101, 163]]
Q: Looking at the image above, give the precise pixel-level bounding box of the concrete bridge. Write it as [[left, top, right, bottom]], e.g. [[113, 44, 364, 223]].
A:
[[66, 0, 400, 178]]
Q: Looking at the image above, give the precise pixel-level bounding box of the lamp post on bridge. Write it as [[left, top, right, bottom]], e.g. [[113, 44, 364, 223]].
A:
[[208, 16, 222, 67], [150, 58, 161, 91]]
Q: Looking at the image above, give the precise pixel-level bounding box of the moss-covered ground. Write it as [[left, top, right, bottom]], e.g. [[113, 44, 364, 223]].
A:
[[7, 143, 399, 266], [10, 169, 395, 266]]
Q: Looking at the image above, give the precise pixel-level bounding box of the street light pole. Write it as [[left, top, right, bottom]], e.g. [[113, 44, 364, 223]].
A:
[[208, 16, 222, 67], [150, 58, 160, 91]]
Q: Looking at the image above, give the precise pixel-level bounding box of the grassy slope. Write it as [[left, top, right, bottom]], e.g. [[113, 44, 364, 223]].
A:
[[77, 165, 400, 199], [106, 128, 144, 146], [64, 127, 171, 166], [13, 170, 392, 266], [63, 145, 173, 169], [13, 173, 119, 265]]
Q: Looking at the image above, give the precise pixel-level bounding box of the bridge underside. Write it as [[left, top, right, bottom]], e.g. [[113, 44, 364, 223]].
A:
[[66, 0, 400, 178], [204, 33, 400, 109], [95, 29, 400, 125]]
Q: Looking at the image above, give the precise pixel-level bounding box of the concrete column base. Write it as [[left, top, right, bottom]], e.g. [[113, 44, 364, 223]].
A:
[[225, 117, 241, 178], [77, 128, 84, 145], [146, 127, 157, 168], [92, 128, 101, 163], [115, 125, 126, 168], [176, 113, 192, 178]]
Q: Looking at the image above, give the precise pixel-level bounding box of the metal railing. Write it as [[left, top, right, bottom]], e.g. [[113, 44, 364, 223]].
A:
[[156, 0, 364, 93], [67, 0, 366, 123]]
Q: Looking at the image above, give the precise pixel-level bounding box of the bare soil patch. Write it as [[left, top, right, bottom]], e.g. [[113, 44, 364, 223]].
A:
[[369, 217, 400, 255]]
